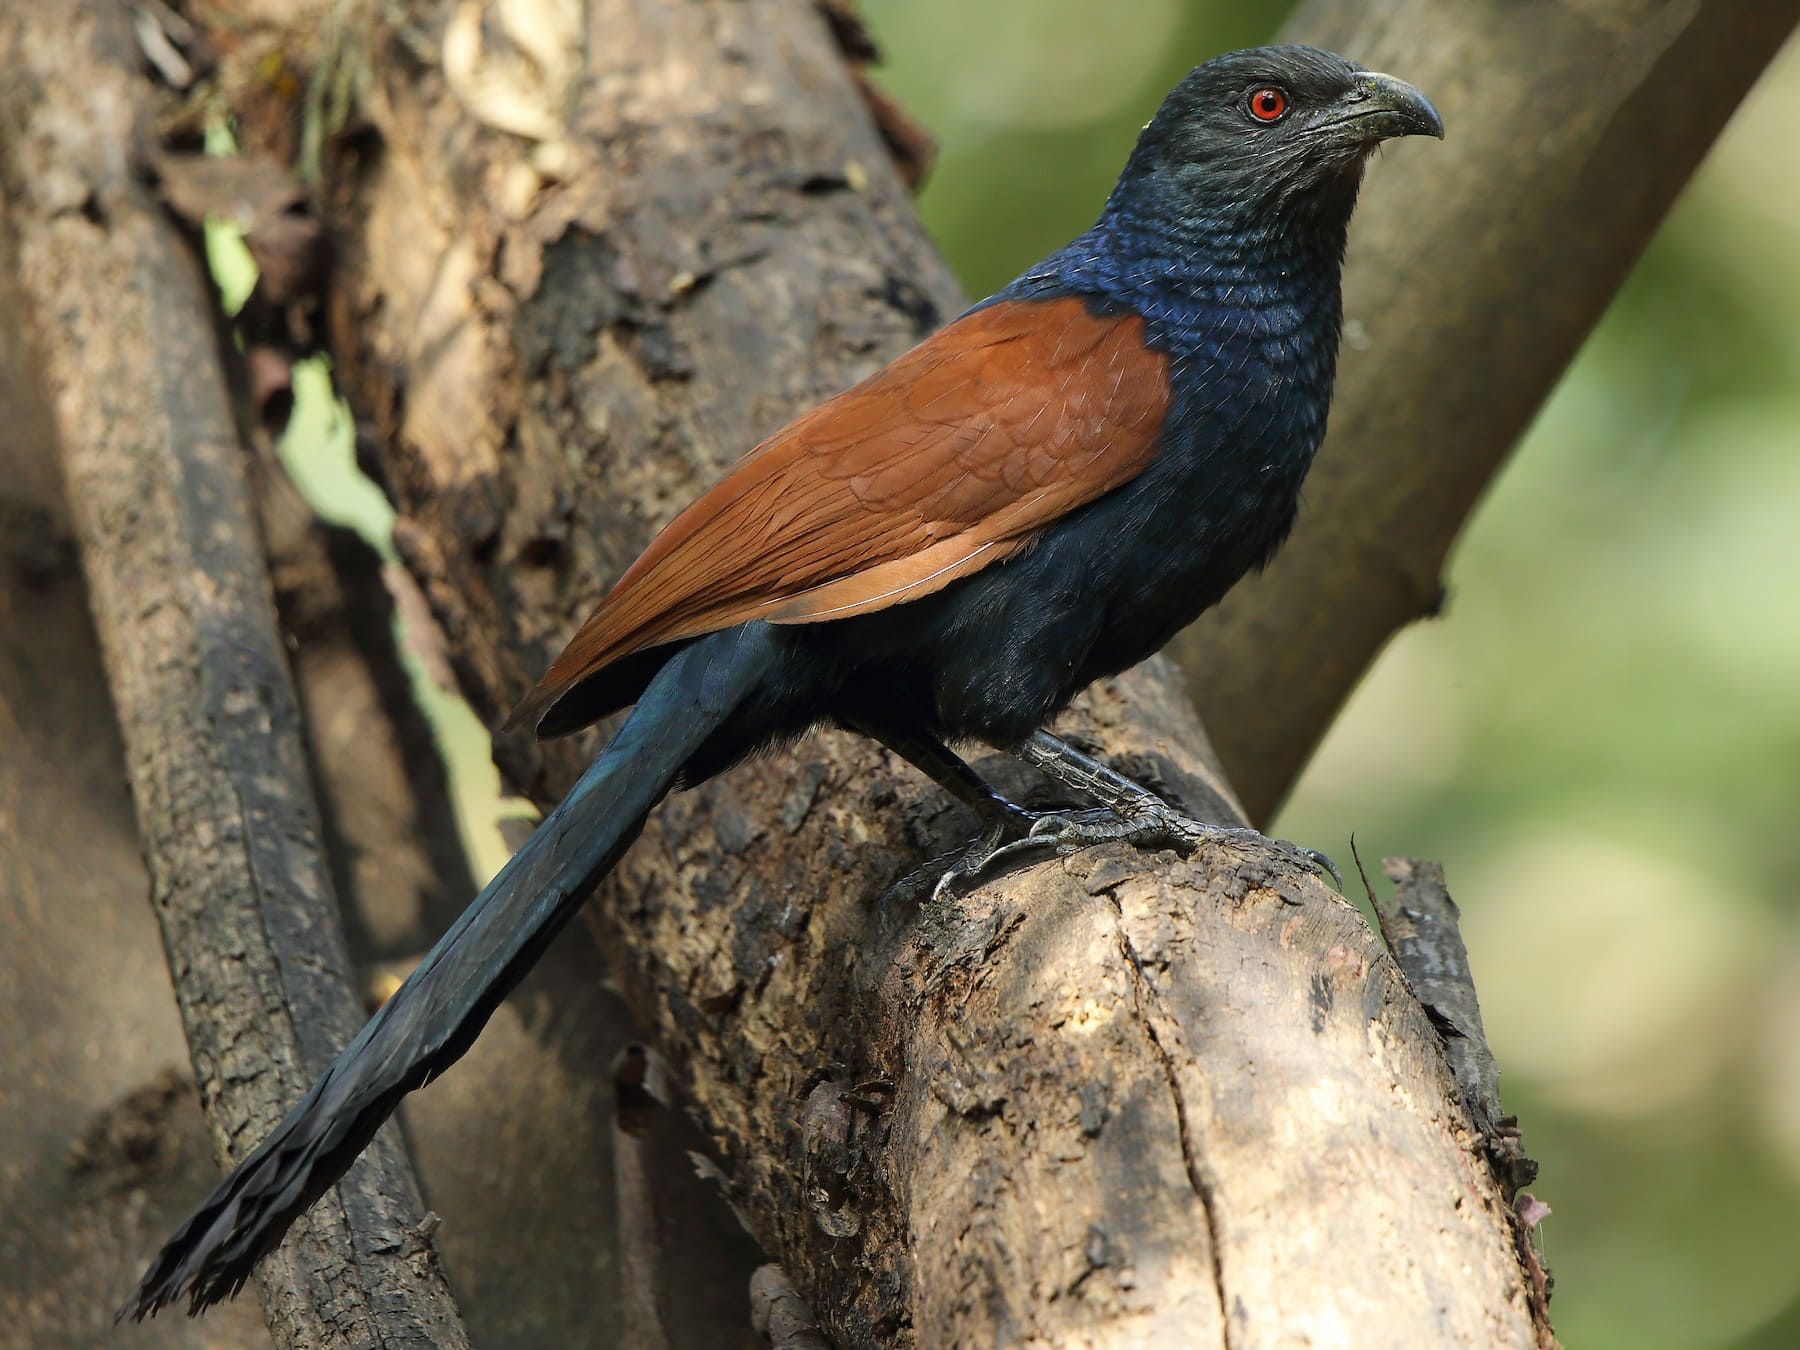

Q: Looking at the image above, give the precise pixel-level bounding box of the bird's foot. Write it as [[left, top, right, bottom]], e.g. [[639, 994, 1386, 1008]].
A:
[[1030, 803, 1342, 888], [933, 799, 1339, 901], [929, 808, 1058, 903]]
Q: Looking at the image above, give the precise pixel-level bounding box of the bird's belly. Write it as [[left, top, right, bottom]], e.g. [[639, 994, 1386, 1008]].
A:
[[823, 463, 1304, 747]]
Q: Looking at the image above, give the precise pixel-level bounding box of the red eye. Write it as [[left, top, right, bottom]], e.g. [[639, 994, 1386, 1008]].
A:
[[1248, 87, 1289, 123]]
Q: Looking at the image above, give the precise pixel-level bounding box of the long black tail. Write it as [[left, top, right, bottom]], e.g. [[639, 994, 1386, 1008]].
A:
[[123, 629, 775, 1319]]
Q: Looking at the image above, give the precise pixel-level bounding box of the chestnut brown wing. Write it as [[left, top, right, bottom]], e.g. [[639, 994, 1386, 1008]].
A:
[[510, 296, 1170, 734]]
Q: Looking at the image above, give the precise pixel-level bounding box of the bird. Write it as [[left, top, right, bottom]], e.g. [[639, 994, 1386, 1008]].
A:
[[123, 44, 1442, 1318]]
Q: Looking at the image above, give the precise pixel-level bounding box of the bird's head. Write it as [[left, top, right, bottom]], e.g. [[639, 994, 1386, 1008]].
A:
[[1110, 45, 1442, 240]]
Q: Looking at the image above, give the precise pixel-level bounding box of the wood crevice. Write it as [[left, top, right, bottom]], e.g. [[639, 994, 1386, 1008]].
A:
[[1110, 897, 1234, 1350]]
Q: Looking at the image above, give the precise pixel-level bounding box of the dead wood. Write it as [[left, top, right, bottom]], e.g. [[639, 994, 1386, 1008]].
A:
[[1368, 857, 1554, 1348]]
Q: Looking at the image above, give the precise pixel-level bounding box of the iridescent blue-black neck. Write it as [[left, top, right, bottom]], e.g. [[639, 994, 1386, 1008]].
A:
[[996, 180, 1354, 390], [965, 164, 1367, 683]]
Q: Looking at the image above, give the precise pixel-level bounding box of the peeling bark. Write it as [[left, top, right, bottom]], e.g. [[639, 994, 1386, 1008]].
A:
[[750, 1265, 829, 1350]]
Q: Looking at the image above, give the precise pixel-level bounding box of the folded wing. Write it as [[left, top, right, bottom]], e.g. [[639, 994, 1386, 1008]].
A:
[[511, 295, 1170, 735]]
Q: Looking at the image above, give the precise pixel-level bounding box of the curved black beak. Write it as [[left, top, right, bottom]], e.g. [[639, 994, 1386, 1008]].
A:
[[1345, 71, 1445, 142]]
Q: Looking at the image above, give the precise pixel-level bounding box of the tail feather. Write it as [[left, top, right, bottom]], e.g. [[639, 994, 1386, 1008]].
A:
[[122, 629, 774, 1319]]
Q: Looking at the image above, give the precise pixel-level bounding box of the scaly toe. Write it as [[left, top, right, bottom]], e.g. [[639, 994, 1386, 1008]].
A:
[[1110, 815, 1339, 889], [1025, 807, 1121, 843], [932, 806, 1337, 898]]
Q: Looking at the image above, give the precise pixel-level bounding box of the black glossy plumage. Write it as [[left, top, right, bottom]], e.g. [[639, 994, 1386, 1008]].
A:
[[124, 45, 1441, 1319]]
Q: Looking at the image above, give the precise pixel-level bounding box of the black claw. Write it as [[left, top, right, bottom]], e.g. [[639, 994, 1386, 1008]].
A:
[[1302, 848, 1344, 889]]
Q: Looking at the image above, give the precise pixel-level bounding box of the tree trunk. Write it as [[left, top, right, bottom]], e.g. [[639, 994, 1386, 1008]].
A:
[[1179, 0, 1800, 821], [189, 1, 1551, 1344]]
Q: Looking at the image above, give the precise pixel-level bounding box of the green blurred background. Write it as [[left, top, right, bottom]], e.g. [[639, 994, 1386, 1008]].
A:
[[277, 3, 1800, 1345], [865, 4, 1800, 1346]]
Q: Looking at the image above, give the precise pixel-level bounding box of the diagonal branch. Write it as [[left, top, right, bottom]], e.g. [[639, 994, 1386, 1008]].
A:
[[0, 6, 468, 1345]]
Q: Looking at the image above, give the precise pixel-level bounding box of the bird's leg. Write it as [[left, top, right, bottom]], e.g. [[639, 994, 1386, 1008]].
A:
[[986, 729, 1341, 886], [844, 719, 1103, 900], [845, 719, 1035, 842], [1012, 729, 1177, 821], [850, 722, 1336, 897]]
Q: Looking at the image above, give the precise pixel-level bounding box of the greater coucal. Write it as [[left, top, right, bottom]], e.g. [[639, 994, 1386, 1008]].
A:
[[125, 44, 1442, 1317]]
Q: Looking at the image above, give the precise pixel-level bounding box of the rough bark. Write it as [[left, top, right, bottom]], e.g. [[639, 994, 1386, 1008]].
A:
[[1178, 0, 1800, 821], [0, 179, 276, 1350], [0, 7, 469, 1346], [189, 1, 1552, 1344]]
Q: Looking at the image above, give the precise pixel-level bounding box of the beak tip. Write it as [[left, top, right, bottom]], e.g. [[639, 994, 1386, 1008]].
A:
[[1365, 71, 1445, 141]]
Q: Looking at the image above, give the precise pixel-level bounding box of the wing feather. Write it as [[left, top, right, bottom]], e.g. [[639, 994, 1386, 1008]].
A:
[[510, 295, 1169, 734]]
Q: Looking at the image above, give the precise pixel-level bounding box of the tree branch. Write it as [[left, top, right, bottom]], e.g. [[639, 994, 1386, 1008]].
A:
[[0, 179, 277, 1350], [0, 7, 468, 1344], [1174, 0, 1800, 821]]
